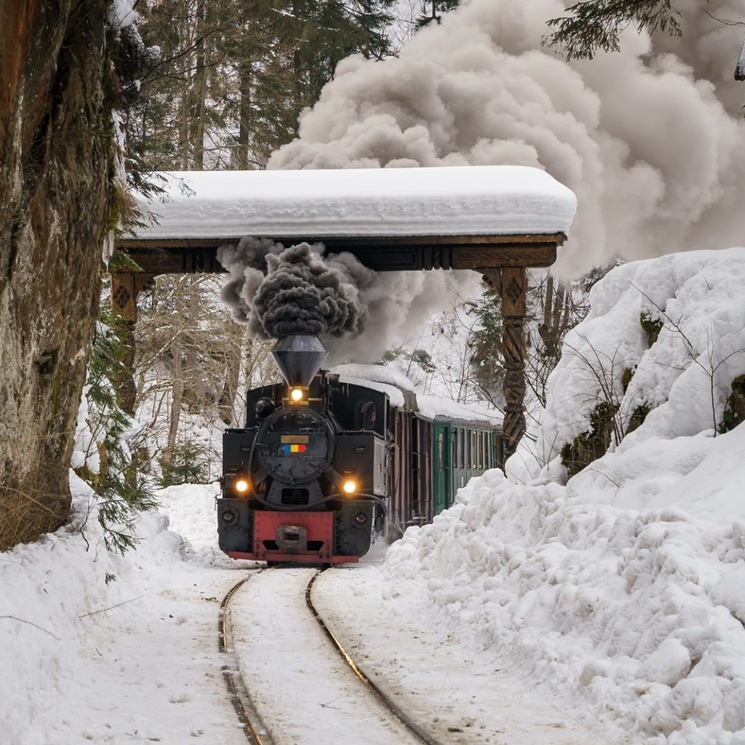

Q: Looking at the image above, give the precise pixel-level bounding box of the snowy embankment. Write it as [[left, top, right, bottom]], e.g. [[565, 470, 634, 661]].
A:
[[385, 248, 745, 744], [0, 479, 248, 745]]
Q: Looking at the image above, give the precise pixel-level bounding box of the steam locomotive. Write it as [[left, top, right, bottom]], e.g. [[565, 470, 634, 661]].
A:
[[217, 334, 504, 564]]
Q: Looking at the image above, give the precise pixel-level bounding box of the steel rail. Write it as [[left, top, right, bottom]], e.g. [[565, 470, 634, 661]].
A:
[[305, 570, 444, 745], [220, 572, 271, 745]]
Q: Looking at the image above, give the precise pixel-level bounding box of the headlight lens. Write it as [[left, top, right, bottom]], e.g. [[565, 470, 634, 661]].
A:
[[342, 479, 357, 494], [234, 477, 250, 495], [290, 387, 304, 403]]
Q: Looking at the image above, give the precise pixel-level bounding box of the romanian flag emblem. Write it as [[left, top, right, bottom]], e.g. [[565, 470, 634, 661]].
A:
[[283, 444, 307, 453]]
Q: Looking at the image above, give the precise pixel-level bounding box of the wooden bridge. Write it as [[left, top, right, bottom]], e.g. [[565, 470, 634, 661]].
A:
[[114, 166, 576, 457]]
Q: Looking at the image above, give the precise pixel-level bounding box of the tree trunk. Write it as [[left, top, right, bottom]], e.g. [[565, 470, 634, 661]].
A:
[[189, 0, 207, 169], [236, 57, 253, 170], [0, 0, 114, 549], [167, 338, 184, 458], [217, 323, 244, 425]]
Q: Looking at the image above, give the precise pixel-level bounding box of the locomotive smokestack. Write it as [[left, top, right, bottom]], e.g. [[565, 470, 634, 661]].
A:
[[271, 335, 328, 387]]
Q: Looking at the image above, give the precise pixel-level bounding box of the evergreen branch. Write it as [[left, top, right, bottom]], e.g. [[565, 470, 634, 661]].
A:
[[546, 0, 681, 59]]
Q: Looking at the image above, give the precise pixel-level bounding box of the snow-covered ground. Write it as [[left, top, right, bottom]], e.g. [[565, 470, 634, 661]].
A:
[[3, 249, 745, 744], [387, 249, 745, 744]]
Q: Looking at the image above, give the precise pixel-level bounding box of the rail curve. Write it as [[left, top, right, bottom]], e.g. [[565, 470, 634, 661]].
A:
[[305, 569, 444, 745]]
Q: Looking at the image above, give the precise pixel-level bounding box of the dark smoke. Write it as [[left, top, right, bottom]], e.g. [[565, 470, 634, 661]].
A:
[[219, 237, 281, 325], [218, 237, 366, 334], [218, 236, 464, 364], [254, 242, 361, 337]]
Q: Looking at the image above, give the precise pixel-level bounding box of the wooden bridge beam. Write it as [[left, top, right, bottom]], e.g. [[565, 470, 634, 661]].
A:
[[114, 237, 553, 455]]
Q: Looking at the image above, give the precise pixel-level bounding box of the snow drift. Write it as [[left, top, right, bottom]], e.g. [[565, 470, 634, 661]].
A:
[[385, 248, 745, 744]]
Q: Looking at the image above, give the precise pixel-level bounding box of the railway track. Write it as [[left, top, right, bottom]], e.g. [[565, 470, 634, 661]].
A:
[[220, 566, 443, 745], [219, 570, 272, 745], [306, 570, 444, 745]]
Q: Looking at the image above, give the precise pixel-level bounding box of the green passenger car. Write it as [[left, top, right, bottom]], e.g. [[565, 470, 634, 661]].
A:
[[432, 419, 506, 516]]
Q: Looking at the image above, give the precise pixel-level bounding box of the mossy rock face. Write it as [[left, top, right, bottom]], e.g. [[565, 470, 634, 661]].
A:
[[561, 401, 619, 477], [720, 374, 745, 434], [641, 314, 663, 347], [627, 404, 651, 434]]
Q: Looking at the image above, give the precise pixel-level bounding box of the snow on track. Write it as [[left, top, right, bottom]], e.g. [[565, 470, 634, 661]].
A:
[[313, 564, 633, 745], [228, 567, 420, 744]]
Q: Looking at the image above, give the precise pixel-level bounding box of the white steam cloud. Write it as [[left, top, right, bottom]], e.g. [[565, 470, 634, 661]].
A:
[[268, 0, 745, 278], [222, 0, 745, 359]]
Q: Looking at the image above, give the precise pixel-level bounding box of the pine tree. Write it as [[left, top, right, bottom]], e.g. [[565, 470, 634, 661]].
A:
[[131, 0, 398, 171], [469, 288, 505, 408], [416, 0, 460, 28], [75, 306, 157, 554], [547, 0, 682, 59]]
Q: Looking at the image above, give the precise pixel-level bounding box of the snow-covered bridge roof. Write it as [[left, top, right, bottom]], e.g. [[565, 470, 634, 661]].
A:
[[133, 166, 576, 240], [117, 166, 576, 276]]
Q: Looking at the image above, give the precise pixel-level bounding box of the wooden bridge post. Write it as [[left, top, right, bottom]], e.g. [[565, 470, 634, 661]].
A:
[[481, 266, 527, 460], [110, 271, 154, 414]]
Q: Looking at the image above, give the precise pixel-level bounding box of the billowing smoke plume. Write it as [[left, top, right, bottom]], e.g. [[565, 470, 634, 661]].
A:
[[236, 241, 360, 337], [267, 0, 745, 277], [218, 237, 466, 363], [220, 0, 745, 360]]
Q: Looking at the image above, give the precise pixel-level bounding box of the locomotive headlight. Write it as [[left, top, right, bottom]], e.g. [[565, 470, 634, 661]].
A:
[[289, 387, 305, 403], [234, 477, 250, 495], [342, 479, 357, 495]]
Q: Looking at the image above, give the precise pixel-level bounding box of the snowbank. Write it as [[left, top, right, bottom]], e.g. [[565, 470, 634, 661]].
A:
[[385, 249, 745, 744], [540, 247, 745, 461], [0, 477, 202, 744]]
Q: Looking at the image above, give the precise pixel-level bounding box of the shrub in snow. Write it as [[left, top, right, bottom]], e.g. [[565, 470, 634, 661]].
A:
[[73, 310, 156, 553], [538, 247, 745, 474], [156, 439, 210, 487]]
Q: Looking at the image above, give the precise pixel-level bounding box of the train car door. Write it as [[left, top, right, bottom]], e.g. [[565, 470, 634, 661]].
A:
[[410, 416, 433, 524], [420, 418, 433, 522], [387, 407, 413, 537], [432, 422, 451, 515]]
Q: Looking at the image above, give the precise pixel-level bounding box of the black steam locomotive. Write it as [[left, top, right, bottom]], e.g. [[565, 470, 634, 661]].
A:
[[217, 334, 504, 564]]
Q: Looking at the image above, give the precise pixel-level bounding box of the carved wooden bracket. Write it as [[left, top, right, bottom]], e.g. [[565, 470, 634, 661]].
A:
[[110, 272, 156, 321], [110, 272, 155, 413]]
